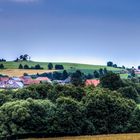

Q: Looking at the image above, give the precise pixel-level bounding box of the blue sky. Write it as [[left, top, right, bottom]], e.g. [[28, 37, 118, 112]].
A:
[[0, 0, 140, 67]]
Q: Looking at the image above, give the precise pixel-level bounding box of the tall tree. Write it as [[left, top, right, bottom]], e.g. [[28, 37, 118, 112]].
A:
[[94, 70, 100, 78], [100, 72, 123, 90], [122, 65, 125, 69], [99, 68, 104, 77], [20, 55, 24, 60], [107, 61, 113, 67], [131, 69, 135, 77], [24, 64, 29, 69], [104, 68, 108, 75], [0, 64, 4, 69], [23, 54, 29, 61], [19, 64, 23, 69], [19, 54, 30, 61], [35, 64, 42, 69], [113, 64, 117, 68], [62, 70, 69, 80], [48, 63, 53, 70], [71, 70, 85, 86]]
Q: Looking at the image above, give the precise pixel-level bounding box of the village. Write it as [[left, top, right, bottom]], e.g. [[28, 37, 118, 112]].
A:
[[0, 61, 139, 89], [0, 74, 100, 89]]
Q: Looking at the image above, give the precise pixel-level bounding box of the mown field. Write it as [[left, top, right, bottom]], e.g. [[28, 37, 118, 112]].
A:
[[0, 69, 57, 77], [26, 134, 140, 140]]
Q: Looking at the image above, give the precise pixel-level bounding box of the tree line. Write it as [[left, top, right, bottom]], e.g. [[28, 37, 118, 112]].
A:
[[14, 54, 31, 62], [19, 64, 44, 70], [18, 63, 64, 70], [0, 72, 140, 138]]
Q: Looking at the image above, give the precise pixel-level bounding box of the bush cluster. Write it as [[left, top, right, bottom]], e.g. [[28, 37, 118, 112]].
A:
[[0, 78, 140, 138]]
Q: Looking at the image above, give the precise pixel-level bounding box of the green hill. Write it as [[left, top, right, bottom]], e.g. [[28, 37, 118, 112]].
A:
[[0, 61, 122, 74]]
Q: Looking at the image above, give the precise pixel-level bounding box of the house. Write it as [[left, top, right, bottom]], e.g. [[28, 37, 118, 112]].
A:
[[6, 80, 24, 89], [0, 81, 6, 88], [11, 77, 22, 82], [20, 76, 32, 81], [135, 69, 140, 74], [0, 77, 9, 89], [0, 77, 9, 82], [36, 77, 52, 83], [53, 80, 64, 84], [19, 76, 37, 86], [53, 77, 71, 85], [85, 79, 100, 87], [22, 79, 40, 86], [0, 80, 24, 89], [20, 76, 51, 86], [63, 76, 71, 84]]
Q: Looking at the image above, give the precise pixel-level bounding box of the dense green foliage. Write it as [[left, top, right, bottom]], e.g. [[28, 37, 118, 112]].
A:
[[118, 86, 139, 102], [55, 97, 84, 135], [83, 88, 136, 134], [0, 99, 56, 137], [100, 72, 123, 90], [0, 74, 140, 138], [71, 70, 85, 86]]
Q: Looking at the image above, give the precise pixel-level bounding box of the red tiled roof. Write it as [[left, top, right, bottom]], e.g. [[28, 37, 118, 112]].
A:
[[20, 76, 31, 80], [36, 77, 50, 81], [0, 77, 9, 82], [135, 72, 140, 74], [23, 79, 40, 85], [85, 79, 100, 87]]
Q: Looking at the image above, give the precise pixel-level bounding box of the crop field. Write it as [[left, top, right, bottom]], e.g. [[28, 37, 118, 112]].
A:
[[26, 134, 140, 140], [0, 69, 56, 77]]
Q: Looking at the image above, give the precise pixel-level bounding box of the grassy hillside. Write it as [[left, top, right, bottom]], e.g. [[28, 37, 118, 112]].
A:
[[0, 61, 123, 76], [1, 61, 121, 71]]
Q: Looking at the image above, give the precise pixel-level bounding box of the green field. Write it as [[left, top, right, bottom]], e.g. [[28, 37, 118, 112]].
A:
[[1, 61, 121, 71], [120, 74, 129, 79], [26, 134, 140, 140], [0, 61, 123, 76]]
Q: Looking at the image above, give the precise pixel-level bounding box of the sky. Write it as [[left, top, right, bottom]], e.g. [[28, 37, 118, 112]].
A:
[[0, 0, 140, 67]]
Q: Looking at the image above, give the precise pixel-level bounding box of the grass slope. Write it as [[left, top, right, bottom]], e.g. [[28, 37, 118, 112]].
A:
[[1, 61, 121, 71], [0, 61, 122, 76]]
